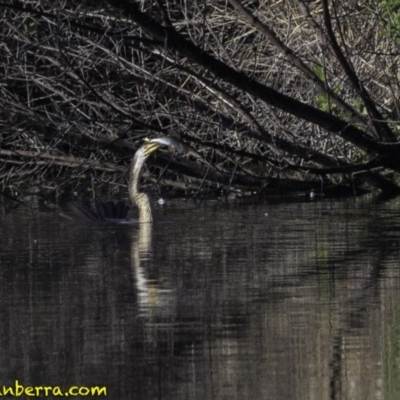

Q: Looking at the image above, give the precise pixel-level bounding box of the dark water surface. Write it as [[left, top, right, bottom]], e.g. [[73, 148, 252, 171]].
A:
[[1, 195, 400, 399]]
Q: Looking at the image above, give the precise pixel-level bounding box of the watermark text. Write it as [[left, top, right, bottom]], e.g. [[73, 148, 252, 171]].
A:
[[0, 381, 107, 397]]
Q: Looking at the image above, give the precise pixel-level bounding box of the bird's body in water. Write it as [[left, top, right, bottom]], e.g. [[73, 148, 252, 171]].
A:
[[65, 137, 183, 224]]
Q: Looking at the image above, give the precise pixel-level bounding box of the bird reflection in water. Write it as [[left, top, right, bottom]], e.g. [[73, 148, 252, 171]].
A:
[[131, 218, 176, 317]]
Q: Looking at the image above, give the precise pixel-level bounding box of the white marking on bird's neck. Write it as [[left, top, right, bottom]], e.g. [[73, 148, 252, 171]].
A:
[[129, 146, 154, 223]]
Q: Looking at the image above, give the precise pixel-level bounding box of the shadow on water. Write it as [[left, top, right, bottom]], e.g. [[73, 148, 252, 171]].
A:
[[2, 195, 400, 399]]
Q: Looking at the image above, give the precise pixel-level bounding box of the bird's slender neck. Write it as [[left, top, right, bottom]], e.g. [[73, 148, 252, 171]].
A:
[[128, 147, 153, 223]]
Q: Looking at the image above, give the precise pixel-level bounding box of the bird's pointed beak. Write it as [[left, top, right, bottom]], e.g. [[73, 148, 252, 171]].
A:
[[143, 141, 161, 156], [145, 136, 185, 153]]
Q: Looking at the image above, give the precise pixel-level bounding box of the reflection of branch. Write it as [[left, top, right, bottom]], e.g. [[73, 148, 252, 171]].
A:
[[329, 333, 343, 400]]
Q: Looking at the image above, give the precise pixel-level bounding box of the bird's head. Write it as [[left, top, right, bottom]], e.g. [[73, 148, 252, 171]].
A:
[[138, 137, 180, 160], [142, 140, 162, 157], [132, 136, 185, 180], [145, 136, 185, 153]]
